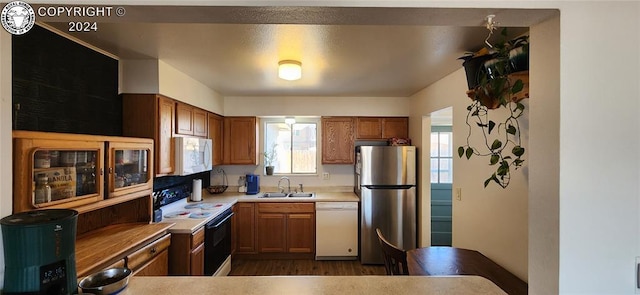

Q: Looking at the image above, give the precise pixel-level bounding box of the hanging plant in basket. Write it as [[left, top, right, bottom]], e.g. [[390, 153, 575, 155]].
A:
[[458, 28, 529, 188]]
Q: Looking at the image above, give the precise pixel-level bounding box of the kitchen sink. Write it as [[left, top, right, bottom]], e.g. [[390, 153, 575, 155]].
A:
[[260, 192, 289, 198], [288, 193, 315, 198], [259, 192, 315, 198]]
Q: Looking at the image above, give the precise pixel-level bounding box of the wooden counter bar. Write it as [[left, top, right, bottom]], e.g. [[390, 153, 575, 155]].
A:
[[407, 247, 527, 295], [121, 275, 507, 295], [75, 222, 174, 277]]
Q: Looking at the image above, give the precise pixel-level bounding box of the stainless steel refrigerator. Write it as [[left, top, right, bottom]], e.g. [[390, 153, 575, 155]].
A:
[[355, 145, 416, 264]]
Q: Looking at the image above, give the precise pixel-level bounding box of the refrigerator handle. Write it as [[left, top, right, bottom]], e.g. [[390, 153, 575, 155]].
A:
[[362, 185, 414, 190]]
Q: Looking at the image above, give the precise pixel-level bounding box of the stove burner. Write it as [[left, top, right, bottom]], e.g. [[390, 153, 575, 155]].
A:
[[185, 203, 224, 210], [164, 211, 191, 219], [189, 212, 213, 219]]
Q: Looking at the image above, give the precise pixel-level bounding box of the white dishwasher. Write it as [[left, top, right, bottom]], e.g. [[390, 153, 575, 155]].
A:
[[316, 201, 359, 260]]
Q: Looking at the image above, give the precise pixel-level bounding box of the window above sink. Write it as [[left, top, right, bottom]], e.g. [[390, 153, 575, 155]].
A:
[[263, 117, 319, 176]]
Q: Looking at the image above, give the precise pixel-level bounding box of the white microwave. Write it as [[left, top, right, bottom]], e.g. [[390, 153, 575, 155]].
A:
[[174, 137, 213, 176]]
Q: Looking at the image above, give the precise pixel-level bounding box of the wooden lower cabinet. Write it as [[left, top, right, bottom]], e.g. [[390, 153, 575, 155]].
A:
[[127, 233, 171, 276], [133, 250, 169, 276], [190, 243, 205, 276], [169, 227, 205, 275], [257, 213, 287, 253], [256, 203, 315, 254], [235, 203, 257, 254], [287, 213, 315, 253]]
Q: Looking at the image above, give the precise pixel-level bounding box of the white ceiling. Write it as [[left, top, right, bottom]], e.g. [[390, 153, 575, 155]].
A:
[[42, 6, 556, 97]]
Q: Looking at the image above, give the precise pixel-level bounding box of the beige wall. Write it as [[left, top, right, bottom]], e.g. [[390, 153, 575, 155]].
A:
[[0, 29, 10, 288], [528, 15, 560, 295], [158, 60, 224, 114], [120, 59, 224, 114], [224, 96, 409, 117], [409, 66, 529, 282]]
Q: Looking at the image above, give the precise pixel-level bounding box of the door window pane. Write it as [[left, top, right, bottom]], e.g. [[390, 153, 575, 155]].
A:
[[430, 128, 453, 184]]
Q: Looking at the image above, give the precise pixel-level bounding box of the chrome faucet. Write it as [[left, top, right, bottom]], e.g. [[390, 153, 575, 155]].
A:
[[299, 183, 304, 193], [278, 177, 291, 194]]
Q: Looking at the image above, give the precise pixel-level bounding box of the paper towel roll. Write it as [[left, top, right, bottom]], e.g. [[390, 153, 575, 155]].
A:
[[191, 179, 202, 202]]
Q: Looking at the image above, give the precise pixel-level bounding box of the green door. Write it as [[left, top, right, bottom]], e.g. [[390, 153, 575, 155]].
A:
[[430, 126, 452, 246]]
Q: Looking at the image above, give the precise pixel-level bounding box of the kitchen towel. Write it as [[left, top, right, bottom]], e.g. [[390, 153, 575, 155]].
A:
[[191, 179, 202, 202]]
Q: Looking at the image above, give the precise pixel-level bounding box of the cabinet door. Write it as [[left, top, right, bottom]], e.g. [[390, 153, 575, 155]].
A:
[[176, 102, 194, 135], [382, 117, 409, 139], [128, 233, 171, 276], [257, 213, 287, 253], [193, 108, 208, 137], [235, 203, 256, 253], [287, 213, 315, 253], [157, 95, 175, 175], [12, 135, 105, 213], [133, 249, 169, 276], [190, 243, 205, 276], [223, 117, 258, 165], [107, 141, 153, 198], [321, 117, 355, 164], [356, 117, 382, 139], [208, 113, 224, 166]]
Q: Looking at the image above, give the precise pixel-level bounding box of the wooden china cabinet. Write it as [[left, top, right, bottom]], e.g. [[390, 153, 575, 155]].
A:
[[12, 130, 172, 278]]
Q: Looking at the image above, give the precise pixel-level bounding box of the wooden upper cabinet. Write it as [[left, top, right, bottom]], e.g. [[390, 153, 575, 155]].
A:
[[381, 117, 409, 139], [322, 117, 355, 164], [176, 102, 208, 137], [122, 94, 174, 176], [356, 117, 408, 140], [223, 117, 258, 165], [356, 117, 383, 139], [193, 108, 208, 137], [208, 113, 224, 166], [175, 102, 194, 135]]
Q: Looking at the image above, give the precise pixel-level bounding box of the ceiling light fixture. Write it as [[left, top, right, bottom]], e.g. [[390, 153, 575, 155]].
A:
[[285, 117, 296, 125], [278, 60, 302, 81]]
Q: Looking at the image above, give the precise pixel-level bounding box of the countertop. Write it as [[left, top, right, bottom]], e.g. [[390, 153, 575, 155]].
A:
[[120, 275, 507, 294], [160, 190, 359, 234], [75, 222, 174, 277]]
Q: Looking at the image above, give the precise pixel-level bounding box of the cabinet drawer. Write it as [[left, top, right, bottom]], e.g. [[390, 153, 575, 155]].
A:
[[192, 227, 204, 247], [127, 233, 171, 271], [258, 203, 314, 213]]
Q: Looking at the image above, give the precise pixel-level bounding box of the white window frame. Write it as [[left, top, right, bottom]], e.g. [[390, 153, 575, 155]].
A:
[[261, 117, 320, 176]]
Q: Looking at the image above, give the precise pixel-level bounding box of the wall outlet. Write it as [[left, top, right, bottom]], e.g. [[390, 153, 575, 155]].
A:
[[455, 188, 462, 201], [322, 172, 330, 180]]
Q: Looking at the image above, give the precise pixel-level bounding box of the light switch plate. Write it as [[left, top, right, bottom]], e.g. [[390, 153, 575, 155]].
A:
[[322, 172, 330, 180]]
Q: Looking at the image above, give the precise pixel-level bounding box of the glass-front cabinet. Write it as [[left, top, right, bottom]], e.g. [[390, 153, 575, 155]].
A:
[[13, 131, 154, 214], [107, 142, 152, 198], [33, 148, 102, 206]]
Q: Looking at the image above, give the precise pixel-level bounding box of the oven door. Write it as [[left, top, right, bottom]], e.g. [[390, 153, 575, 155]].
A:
[[204, 208, 233, 276]]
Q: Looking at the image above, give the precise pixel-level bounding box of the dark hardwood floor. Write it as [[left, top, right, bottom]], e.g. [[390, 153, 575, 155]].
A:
[[229, 259, 386, 276]]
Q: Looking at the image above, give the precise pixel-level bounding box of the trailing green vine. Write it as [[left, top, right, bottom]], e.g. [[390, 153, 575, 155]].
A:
[[458, 29, 528, 188], [458, 98, 525, 188]]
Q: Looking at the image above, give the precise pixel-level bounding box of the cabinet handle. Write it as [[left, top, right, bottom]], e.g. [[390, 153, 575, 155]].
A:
[[108, 167, 113, 174], [150, 247, 157, 254]]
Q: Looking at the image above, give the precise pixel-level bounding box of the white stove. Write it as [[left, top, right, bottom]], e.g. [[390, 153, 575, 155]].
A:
[[160, 198, 229, 220]]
